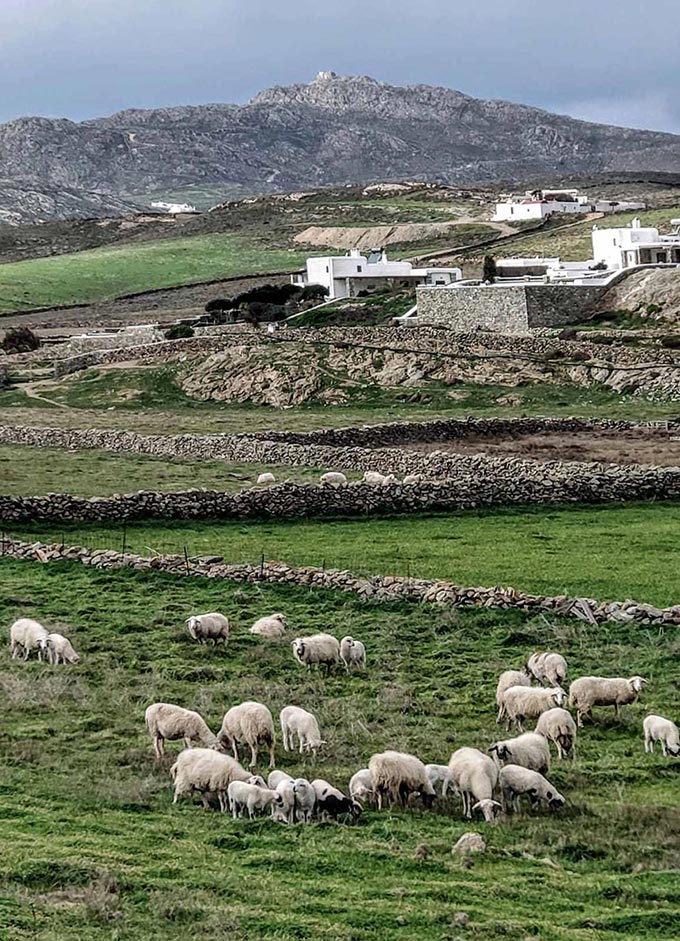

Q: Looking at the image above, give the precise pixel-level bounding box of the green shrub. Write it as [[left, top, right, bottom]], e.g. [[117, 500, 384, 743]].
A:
[[1, 326, 40, 353], [660, 335, 680, 349], [164, 323, 194, 340]]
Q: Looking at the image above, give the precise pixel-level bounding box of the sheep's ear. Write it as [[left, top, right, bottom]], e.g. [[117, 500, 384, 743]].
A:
[[487, 744, 497, 753]]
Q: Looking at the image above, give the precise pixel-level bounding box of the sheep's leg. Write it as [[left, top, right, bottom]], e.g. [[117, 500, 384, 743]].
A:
[[613, 703, 620, 719], [644, 735, 651, 753], [23, 646, 30, 661], [662, 741, 668, 757], [154, 736, 164, 760], [298, 735, 304, 755], [232, 804, 238, 820], [232, 742, 239, 761], [268, 743, 275, 770], [249, 745, 257, 768]]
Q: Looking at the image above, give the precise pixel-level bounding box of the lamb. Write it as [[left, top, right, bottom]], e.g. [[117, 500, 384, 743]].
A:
[[424, 763, 451, 797], [272, 778, 297, 823], [535, 708, 577, 759], [185, 612, 230, 645], [40, 632, 80, 665], [363, 471, 387, 485], [499, 764, 566, 814], [643, 715, 680, 756], [170, 747, 250, 811], [291, 634, 341, 674], [217, 701, 276, 769], [368, 750, 436, 809], [501, 685, 567, 731], [339, 636, 366, 673], [280, 705, 324, 755], [9, 618, 49, 661], [319, 472, 347, 487], [250, 613, 287, 638], [569, 676, 646, 727], [145, 702, 217, 760], [256, 472, 276, 485], [247, 774, 267, 788], [311, 779, 362, 821], [292, 778, 316, 823], [227, 780, 284, 819], [527, 651, 568, 688], [488, 732, 551, 775], [349, 768, 375, 803], [268, 770, 294, 789], [445, 747, 501, 823], [496, 670, 532, 723]]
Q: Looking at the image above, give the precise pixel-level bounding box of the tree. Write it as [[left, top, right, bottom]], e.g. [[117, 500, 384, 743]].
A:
[[164, 323, 194, 340], [482, 255, 497, 284], [1, 326, 40, 353]]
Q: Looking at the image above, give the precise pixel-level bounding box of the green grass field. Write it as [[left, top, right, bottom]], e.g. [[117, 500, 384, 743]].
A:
[[0, 557, 678, 941], [0, 234, 306, 312]]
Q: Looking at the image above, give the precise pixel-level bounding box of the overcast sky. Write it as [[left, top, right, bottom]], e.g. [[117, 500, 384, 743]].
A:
[[1, 0, 678, 133]]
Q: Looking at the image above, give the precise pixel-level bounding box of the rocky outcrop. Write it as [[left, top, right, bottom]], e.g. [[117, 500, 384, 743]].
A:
[[596, 268, 680, 322]]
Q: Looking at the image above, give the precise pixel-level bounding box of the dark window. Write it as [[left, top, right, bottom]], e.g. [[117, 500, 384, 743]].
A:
[[357, 265, 362, 272]]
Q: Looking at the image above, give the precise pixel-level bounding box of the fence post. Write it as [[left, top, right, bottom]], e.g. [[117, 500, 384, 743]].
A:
[[183, 546, 190, 576], [121, 523, 127, 557], [260, 552, 265, 577]]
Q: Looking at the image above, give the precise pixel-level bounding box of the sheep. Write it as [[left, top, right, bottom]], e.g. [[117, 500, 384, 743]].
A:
[[227, 780, 284, 819], [268, 770, 294, 790], [381, 474, 399, 486], [40, 632, 80, 665], [292, 778, 316, 822], [527, 651, 568, 688], [425, 763, 451, 797], [363, 470, 387, 485], [501, 685, 567, 732], [280, 705, 325, 755], [256, 472, 276, 485], [446, 747, 501, 823], [339, 636, 366, 673], [569, 676, 646, 727], [319, 472, 347, 487], [272, 779, 297, 823], [145, 702, 217, 760], [311, 779, 362, 821], [643, 715, 680, 757], [291, 634, 341, 674], [488, 732, 551, 775], [402, 474, 422, 485], [185, 612, 229, 646], [349, 768, 375, 803], [496, 670, 532, 723], [368, 750, 436, 809], [9, 618, 49, 661], [535, 707, 577, 759], [499, 764, 565, 814], [250, 613, 287, 638], [170, 747, 250, 811], [247, 774, 267, 788], [217, 701, 276, 769]]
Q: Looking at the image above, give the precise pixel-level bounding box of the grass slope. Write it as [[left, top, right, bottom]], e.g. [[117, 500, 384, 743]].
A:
[[0, 558, 678, 941]]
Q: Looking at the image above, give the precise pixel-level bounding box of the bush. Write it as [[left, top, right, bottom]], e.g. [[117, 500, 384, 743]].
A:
[[300, 284, 328, 302], [243, 302, 286, 324], [204, 298, 235, 312], [482, 255, 497, 283], [660, 335, 680, 349], [164, 323, 194, 340], [1, 326, 40, 353]]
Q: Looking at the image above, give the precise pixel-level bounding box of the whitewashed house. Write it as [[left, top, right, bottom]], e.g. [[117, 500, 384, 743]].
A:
[[493, 188, 645, 222], [591, 218, 680, 269]]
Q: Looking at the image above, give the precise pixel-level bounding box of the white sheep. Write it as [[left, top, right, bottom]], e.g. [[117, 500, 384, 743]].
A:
[[381, 474, 399, 485], [250, 613, 287, 638], [247, 774, 267, 788], [446, 747, 501, 823], [256, 472, 276, 485], [496, 670, 532, 723], [319, 472, 347, 487], [527, 651, 568, 688], [368, 750, 436, 809], [499, 764, 566, 814], [268, 770, 294, 789], [535, 707, 577, 759], [145, 702, 217, 760], [291, 634, 341, 673], [339, 636, 366, 673], [9, 618, 49, 661], [41, 633, 80, 665], [402, 474, 422, 485], [280, 705, 325, 755], [643, 715, 680, 756], [185, 612, 230, 645], [170, 747, 250, 811], [363, 471, 387, 485], [227, 780, 283, 819], [272, 779, 297, 823], [292, 778, 316, 822], [349, 768, 375, 803], [569, 676, 646, 727], [488, 732, 551, 775], [501, 685, 567, 731], [217, 701, 276, 769], [425, 763, 451, 797]]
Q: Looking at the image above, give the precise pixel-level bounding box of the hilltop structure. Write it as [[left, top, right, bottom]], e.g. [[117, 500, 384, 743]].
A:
[[492, 188, 645, 222]]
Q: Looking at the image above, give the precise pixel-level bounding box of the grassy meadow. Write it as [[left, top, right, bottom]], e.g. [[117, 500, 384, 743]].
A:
[[0, 557, 678, 941]]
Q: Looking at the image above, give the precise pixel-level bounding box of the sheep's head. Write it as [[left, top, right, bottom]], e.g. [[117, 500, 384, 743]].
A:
[[67, 651, 81, 664], [630, 676, 647, 693], [292, 639, 305, 660], [668, 743, 680, 757], [488, 743, 510, 761], [185, 617, 199, 639], [472, 799, 502, 822], [248, 775, 266, 788], [547, 791, 565, 810], [350, 799, 363, 818], [551, 688, 567, 707], [273, 613, 287, 627]]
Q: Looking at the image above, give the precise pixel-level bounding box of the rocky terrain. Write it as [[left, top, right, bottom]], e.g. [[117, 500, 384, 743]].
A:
[[3, 72, 680, 223]]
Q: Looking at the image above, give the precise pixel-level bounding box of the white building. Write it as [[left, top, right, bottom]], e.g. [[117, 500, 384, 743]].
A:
[[493, 188, 646, 222], [292, 250, 462, 299], [591, 218, 680, 269]]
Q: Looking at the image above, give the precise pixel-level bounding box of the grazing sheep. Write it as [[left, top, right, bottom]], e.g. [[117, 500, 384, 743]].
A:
[[292, 778, 316, 823], [368, 750, 435, 809], [9, 618, 49, 661], [488, 732, 551, 775], [643, 715, 680, 756], [227, 780, 284, 819], [496, 670, 532, 723], [41, 633, 80, 665], [280, 705, 324, 755], [339, 636, 366, 673], [363, 471, 387, 485], [291, 634, 341, 674], [311, 779, 362, 821], [381, 474, 399, 486], [217, 701, 276, 769], [349, 768, 375, 803], [499, 764, 565, 814], [319, 472, 347, 487], [535, 708, 577, 759], [402, 474, 422, 485], [569, 676, 646, 727], [170, 748, 250, 811], [250, 613, 287, 638], [185, 612, 230, 646], [256, 472, 276, 485], [425, 763, 451, 797], [272, 779, 297, 823], [446, 747, 501, 823], [268, 770, 294, 790], [145, 703, 217, 760], [247, 774, 267, 788], [501, 686, 567, 731], [527, 651, 568, 688]]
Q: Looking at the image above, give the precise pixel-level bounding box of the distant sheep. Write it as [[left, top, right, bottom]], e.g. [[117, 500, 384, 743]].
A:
[[256, 472, 276, 485], [363, 471, 387, 485], [145, 702, 217, 760], [501, 685, 567, 731], [527, 651, 568, 688], [41, 632, 80, 665], [340, 636, 366, 672], [496, 670, 532, 723], [170, 747, 250, 811], [488, 732, 551, 775], [499, 764, 565, 814], [280, 705, 324, 755], [425, 763, 451, 797], [349, 768, 375, 803], [217, 701, 276, 769], [311, 778, 362, 821], [9, 618, 48, 661], [535, 707, 577, 759], [272, 778, 297, 824], [402, 474, 422, 485], [227, 781, 283, 819], [643, 715, 680, 756], [250, 613, 287, 638], [368, 750, 435, 809], [319, 472, 347, 487], [291, 634, 340, 674], [569, 676, 646, 727], [185, 612, 230, 646], [292, 778, 316, 823], [446, 747, 501, 823]]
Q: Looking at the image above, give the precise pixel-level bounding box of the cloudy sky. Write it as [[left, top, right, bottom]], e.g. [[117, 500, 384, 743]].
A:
[[1, 0, 678, 133]]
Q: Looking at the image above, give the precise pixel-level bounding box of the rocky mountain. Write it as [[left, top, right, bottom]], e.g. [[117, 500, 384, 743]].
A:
[[2, 72, 680, 223]]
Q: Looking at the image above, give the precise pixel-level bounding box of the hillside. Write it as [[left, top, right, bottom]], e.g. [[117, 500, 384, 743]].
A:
[[3, 72, 680, 222]]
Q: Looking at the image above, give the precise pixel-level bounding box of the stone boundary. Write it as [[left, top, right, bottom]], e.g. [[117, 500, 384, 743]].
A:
[[1, 536, 676, 626]]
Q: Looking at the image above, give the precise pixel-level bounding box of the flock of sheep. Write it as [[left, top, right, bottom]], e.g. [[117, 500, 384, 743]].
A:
[[8, 611, 678, 827], [256, 470, 423, 487]]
